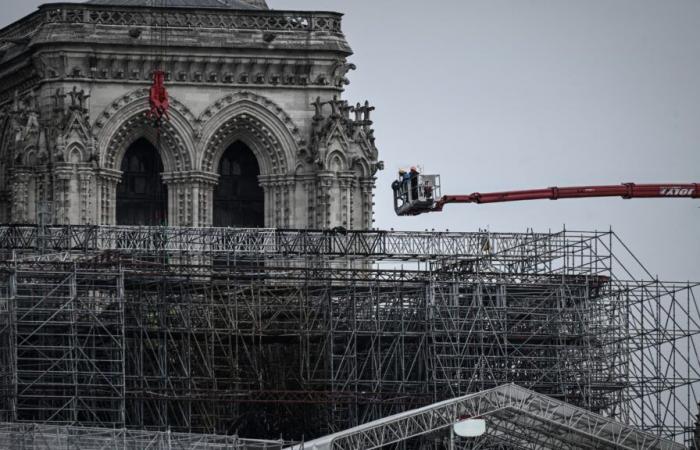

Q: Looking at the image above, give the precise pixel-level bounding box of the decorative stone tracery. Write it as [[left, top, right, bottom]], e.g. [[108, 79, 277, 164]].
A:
[[94, 89, 196, 172], [39, 5, 343, 34], [202, 113, 287, 175], [199, 91, 303, 175], [299, 96, 383, 229]]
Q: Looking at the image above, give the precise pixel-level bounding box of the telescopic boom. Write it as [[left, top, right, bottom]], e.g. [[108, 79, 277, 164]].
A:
[[393, 176, 698, 216]]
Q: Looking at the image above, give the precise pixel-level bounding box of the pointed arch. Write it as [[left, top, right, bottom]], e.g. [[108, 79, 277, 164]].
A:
[[198, 92, 304, 176], [350, 156, 371, 178], [94, 89, 196, 173], [24, 147, 38, 166], [66, 143, 84, 164], [326, 150, 347, 172]]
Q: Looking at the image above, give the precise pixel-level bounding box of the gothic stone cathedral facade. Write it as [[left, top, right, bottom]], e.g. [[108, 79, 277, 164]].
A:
[[0, 0, 382, 229]]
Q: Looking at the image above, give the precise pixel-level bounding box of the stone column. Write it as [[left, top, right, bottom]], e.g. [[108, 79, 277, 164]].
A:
[[53, 165, 73, 225], [189, 171, 218, 227], [268, 175, 294, 228], [162, 172, 186, 226], [271, 177, 282, 228], [96, 169, 121, 225], [10, 168, 31, 223], [338, 174, 355, 229], [77, 167, 95, 224], [162, 171, 219, 227], [301, 177, 316, 229], [316, 172, 334, 229], [258, 175, 273, 227], [199, 180, 216, 227], [283, 176, 296, 228], [29, 168, 51, 225], [359, 178, 375, 230]]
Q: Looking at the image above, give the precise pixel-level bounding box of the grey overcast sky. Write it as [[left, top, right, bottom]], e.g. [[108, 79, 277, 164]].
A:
[[2, 0, 699, 281]]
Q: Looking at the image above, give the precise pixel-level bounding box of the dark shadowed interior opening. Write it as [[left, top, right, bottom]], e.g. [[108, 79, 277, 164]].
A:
[[116, 138, 167, 225], [213, 141, 264, 228]]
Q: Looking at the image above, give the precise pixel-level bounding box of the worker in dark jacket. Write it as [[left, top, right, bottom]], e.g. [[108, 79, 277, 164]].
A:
[[397, 169, 410, 203], [409, 166, 420, 201], [392, 170, 403, 201]]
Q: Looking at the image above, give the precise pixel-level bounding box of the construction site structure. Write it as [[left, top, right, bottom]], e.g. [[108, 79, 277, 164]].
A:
[[0, 0, 699, 448], [288, 385, 686, 450], [0, 225, 697, 448]]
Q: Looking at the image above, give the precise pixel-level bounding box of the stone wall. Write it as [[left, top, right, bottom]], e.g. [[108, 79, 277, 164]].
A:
[[0, 3, 382, 229]]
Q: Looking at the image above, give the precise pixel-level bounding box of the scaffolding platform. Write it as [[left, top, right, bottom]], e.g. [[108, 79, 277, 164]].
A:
[[0, 226, 697, 447]]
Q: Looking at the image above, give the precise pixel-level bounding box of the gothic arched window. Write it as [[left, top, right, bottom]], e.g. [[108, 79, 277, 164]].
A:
[[116, 138, 167, 225], [213, 141, 264, 228]]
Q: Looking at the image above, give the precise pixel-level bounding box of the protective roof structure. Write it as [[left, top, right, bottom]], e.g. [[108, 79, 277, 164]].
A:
[[85, 0, 268, 9], [285, 384, 684, 450]]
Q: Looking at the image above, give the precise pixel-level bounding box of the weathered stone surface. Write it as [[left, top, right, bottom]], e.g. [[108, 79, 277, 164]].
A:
[[0, 1, 381, 228], [87, 0, 268, 9]]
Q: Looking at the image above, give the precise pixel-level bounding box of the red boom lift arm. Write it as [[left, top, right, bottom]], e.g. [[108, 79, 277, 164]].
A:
[[435, 183, 698, 211], [393, 179, 698, 216]]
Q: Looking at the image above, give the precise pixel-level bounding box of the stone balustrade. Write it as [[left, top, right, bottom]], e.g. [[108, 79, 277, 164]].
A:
[[0, 3, 343, 43]]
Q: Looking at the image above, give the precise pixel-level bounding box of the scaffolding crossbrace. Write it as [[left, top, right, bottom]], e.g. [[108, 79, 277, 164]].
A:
[[287, 384, 685, 450], [0, 422, 285, 449], [0, 225, 607, 264], [0, 226, 697, 447]]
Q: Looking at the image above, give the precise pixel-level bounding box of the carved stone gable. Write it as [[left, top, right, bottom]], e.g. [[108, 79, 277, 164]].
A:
[[307, 96, 382, 176]]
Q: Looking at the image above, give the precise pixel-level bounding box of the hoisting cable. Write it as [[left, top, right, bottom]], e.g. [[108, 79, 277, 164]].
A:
[[148, 0, 170, 129], [147, 0, 170, 228]]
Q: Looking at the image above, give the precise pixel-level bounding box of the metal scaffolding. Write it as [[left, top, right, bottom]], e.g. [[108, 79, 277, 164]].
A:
[[288, 384, 685, 450], [0, 422, 285, 449], [0, 226, 697, 447]]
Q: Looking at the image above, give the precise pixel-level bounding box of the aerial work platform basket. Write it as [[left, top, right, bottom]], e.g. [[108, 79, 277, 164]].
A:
[[392, 170, 441, 216]]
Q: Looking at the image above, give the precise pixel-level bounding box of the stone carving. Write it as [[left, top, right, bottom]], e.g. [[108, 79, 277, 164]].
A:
[[203, 113, 286, 175], [40, 5, 343, 33], [331, 60, 356, 87], [49, 86, 95, 164], [67, 86, 90, 112], [53, 89, 66, 110], [199, 91, 304, 173], [311, 96, 324, 121], [93, 88, 197, 130], [104, 111, 192, 172], [8, 112, 24, 151], [306, 96, 382, 175], [3, 90, 44, 165], [22, 91, 40, 139], [35, 49, 349, 92]]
